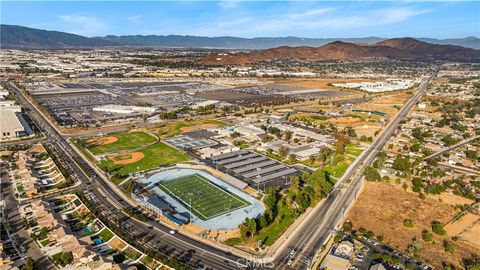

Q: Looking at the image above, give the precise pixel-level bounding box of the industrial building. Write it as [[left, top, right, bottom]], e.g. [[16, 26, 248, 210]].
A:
[[332, 79, 414, 92], [0, 108, 32, 142], [92, 104, 156, 114]]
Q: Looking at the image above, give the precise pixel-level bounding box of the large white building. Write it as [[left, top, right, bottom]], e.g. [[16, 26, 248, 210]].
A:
[[92, 104, 156, 114], [0, 108, 26, 141], [333, 79, 414, 93]]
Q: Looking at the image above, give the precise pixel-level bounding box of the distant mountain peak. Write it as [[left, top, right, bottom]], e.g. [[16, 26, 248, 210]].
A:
[[1, 24, 479, 50], [198, 37, 480, 65], [0, 24, 118, 48]]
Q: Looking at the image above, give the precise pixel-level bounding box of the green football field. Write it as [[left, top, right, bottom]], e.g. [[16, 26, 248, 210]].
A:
[[157, 174, 251, 220]]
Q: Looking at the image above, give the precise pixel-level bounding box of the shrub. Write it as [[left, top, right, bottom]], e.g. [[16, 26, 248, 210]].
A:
[[51, 252, 73, 266], [403, 219, 415, 228], [422, 230, 433, 242], [431, 221, 446, 235], [443, 240, 455, 254]]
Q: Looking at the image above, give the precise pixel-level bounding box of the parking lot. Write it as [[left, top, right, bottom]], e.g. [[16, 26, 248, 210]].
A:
[[348, 235, 432, 270]]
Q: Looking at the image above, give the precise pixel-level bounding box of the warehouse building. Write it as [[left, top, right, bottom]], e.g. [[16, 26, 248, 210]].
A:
[[0, 108, 30, 141], [92, 104, 156, 114]]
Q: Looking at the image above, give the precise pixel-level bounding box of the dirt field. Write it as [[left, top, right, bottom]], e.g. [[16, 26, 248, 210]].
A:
[[268, 78, 377, 90], [459, 222, 480, 248], [330, 117, 360, 124], [180, 123, 220, 132], [430, 192, 475, 206], [445, 213, 479, 236], [108, 152, 145, 165], [354, 126, 382, 137], [87, 136, 118, 146], [109, 237, 127, 250], [347, 182, 480, 269], [353, 93, 411, 118], [432, 77, 450, 83]]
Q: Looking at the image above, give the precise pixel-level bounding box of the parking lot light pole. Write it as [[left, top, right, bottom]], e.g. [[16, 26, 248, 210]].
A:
[[256, 168, 261, 191]]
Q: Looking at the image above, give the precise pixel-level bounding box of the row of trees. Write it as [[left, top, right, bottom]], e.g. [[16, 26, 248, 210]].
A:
[[239, 169, 335, 239]]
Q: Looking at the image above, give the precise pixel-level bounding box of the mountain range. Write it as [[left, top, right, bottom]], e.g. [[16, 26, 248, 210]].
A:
[[1, 24, 479, 50], [198, 38, 480, 65]]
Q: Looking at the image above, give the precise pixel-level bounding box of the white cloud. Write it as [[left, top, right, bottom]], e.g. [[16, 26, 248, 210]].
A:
[[218, 0, 238, 9], [130, 5, 433, 38], [288, 8, 334, 19], [373, 7, 432, 24], [59, 14, 107, 36], [127, 15, 142, 25], [195, 6, 433, 36]]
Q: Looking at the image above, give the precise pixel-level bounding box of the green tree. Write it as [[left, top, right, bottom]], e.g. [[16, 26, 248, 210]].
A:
[[410, 143, 421, 153], [364, 167, 381, 181], [284, 131, 293, 141], [422, 230, 433, 242], [22, 258, 35, 270], [335, 136, 350, 155], [392, 156, 411, 172], [443, 240, 455, 254], [239, 218, 257, 238], [257, 215, 269, 229], [431, 221, 446, 236]]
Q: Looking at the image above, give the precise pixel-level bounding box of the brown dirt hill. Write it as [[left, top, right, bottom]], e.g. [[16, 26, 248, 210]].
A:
[[198, 38, 480, 65], [376, 37, 480, 62]]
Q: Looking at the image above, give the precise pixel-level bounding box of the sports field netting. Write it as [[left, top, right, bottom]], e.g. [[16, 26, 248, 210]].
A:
[[157, 173, 251, 220]]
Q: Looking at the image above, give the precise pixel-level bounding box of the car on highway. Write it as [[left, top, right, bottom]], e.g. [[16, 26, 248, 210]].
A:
[[287, 259, 293, 266], [169, 230, 176, 235], [289, 249, 296, 257]]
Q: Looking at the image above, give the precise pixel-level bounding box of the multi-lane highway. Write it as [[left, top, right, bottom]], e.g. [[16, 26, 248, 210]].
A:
[[272, 73, 436, 270], [7, 71, 435, 270]]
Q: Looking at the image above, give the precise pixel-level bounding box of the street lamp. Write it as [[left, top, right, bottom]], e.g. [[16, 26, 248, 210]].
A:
[[187, 192, 193, 221], [256, 168, 261, 191]]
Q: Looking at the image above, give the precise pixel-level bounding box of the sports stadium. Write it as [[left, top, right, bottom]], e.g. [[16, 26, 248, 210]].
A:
[[139, 168, 265, 230]]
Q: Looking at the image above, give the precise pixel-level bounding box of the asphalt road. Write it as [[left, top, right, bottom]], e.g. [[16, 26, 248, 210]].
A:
[[424, 135, 480, 160], [273, 73, 436, 270], [7, 83, 248, 270]]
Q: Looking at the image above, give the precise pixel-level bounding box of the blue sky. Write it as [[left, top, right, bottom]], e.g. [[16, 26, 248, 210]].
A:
[[1, 1, 479, 38]]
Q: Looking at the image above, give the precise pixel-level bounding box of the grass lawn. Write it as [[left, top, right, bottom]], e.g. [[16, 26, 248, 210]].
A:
[[16, 184, 24, 193], [157, 173, 250, 220], [151, 119, 228, 138], [98, 228, 114, 242], [87, 132, 157, 155], [345, 144, 363, 157], [225, 237, 242, 246], [257, 206, 297, 246], [322, 161, 350, 178], [123, 247, 142, 260], [99, 142, 189, 176], [54, 199, 68, 206], [40, 239, 50, 246], [310, 115, 328, 120]]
